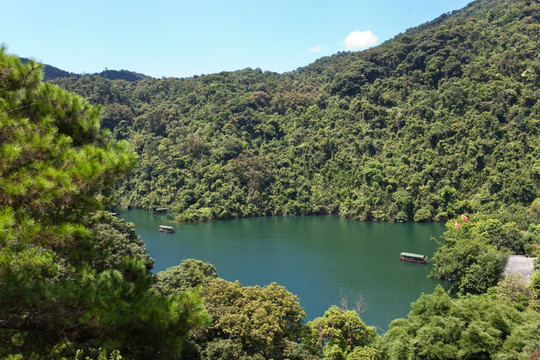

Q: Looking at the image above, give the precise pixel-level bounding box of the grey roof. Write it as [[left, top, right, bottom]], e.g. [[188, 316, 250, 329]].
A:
[[504, 255, 536, 283]]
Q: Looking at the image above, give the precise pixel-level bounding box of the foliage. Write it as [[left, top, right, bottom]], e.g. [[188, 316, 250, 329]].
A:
[[430, 209, 540, 295], [74, 349, 122, 360], [303, 306, 379, 360], [154, 259, 218, 296], [153, 262, 311, 359], [155, 275, 310, 360], [382, 286, 540, 360], [51, 0, 539, 226], [0, 50, 208, 359], [496, 274, 534, 311], [199, 278, 307, 360], [531, 271, 540, 300], [89, 211, 154, 272]]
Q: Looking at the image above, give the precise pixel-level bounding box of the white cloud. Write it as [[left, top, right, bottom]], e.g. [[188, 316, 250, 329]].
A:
[[308, 45, 324, 53], [344, 30, 378, 50]]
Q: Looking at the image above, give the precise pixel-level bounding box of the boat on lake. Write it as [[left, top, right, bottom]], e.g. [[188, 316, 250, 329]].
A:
[[159, 225, 175, 233], [153, 207, 168, 214], [400, 252, 428, 264]]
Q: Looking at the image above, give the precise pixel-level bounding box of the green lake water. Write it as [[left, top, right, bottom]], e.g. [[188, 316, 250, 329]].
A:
[[120, 209, 448, 332]]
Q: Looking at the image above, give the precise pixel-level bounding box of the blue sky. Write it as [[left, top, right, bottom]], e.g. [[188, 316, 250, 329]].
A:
[[1, 0, 471, 78]]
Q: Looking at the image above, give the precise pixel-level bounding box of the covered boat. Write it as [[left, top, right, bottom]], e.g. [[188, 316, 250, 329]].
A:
[[400, 252, 428, 264], [159, 225, 175, 233]]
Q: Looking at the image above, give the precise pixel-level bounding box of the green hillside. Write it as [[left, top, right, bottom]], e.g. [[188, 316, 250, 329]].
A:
[[20, 57, 80, 81], [50, 0, 540, 300], [53, 0, 539, 226], [3, 0, 540, 358], [20, 57, 149, 82]]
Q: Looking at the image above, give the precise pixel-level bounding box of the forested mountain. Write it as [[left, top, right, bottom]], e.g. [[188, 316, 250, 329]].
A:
[[19, 57, 79, 81], [3, 0, 540, 358], [53, 0, 539, 227], [19, 57, 149, 82]]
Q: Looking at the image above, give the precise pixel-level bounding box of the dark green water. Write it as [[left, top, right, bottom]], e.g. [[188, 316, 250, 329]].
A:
[[121, 209, 448, 332]]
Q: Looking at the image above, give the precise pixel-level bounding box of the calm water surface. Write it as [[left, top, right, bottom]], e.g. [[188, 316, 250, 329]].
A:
[[121, 209, 448, 332]]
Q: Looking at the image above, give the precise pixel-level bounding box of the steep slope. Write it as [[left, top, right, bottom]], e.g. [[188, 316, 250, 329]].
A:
[[52, 0, 539, 224]]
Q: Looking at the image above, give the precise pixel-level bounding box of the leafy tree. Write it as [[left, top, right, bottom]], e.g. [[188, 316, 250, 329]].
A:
[[303, 306, 378, 360], [382, 286, 540, 360], [89, 211, 154, 272], [496, 274, 533, 311], [0, 50, 208, 359], [184, 278, 307, 360], [154, 259, 218, 296], [430, 217, 519, 295]]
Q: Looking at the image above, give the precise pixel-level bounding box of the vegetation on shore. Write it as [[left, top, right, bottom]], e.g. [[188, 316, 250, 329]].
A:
[[1, 0, 540, 358], [54, 0, 538, 227]]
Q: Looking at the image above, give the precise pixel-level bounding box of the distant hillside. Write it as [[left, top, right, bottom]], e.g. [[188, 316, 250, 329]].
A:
[[97, 69, 149, 82], [19, 57, 149, 82], [52, 0, 539, 224], [19, 57, 79, 81]]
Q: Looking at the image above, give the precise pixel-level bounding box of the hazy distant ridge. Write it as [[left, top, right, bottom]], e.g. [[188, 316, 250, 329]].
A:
[[19, 57, 150, 82]]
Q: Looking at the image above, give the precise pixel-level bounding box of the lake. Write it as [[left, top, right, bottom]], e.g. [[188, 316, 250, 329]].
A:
[[120, 209, 448, 332]]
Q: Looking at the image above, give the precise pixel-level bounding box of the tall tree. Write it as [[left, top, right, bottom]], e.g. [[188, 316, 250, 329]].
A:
[[0, 49, 208, 359], [303, 306, 379, 360]]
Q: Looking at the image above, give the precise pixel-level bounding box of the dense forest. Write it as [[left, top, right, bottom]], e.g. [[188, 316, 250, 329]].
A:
[[54, 0, 539, 226], [2, 0, 540, 358]]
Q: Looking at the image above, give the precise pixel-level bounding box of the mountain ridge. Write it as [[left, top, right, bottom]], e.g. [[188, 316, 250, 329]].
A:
[[50, 0, 539, 225], [19, 56, 151, 82], [3, 0, 540, 357], [15, 1, 489, 84]]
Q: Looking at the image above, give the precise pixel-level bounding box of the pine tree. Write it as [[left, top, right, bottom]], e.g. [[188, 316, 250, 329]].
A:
[[0, 49, 208, 359]]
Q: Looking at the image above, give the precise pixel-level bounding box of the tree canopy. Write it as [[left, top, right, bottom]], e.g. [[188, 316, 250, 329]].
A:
[[154, 260, 309, 360], [0, 49, 208, 359], [52, 0, 539, 226], [2, 0, 540, 358], [382, 286, 540, 359]]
